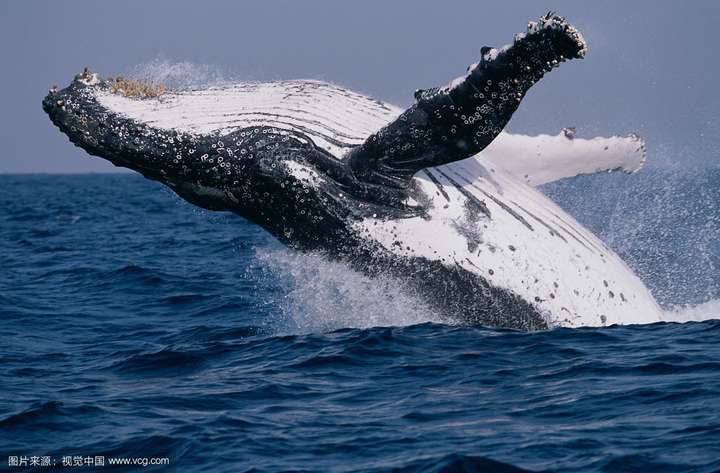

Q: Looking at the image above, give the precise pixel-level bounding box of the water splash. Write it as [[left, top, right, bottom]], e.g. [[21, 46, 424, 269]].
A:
[[125, 58, 230, 89], [543, 165, 720, 308], [253, 248, 444, 333], [662, 299, 720, 323]]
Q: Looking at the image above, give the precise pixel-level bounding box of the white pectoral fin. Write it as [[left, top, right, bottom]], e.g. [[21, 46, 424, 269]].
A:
[[477, 130, 647, 186]]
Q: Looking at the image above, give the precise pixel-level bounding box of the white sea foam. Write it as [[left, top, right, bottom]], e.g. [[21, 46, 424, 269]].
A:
[[661, 299, 720, 323], [253, 248, 444, 333]]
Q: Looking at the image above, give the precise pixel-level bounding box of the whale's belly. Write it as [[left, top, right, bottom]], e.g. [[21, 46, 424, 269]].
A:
[[353, 159, 662, 328]]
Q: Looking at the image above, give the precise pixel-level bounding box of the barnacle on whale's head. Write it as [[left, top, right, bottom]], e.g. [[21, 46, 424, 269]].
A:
[[107, 75, 167, 98]]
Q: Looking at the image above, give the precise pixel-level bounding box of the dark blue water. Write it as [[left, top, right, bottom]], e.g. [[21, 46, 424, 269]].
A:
[[1, 173, 719, 472]]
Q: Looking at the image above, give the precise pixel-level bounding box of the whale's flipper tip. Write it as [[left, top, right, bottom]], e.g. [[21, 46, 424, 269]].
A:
[[348, 12, 588, 189], [529, 12, 588, 59]]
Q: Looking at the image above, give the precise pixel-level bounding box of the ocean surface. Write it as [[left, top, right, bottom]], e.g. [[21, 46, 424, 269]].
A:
[[1, 172, 719, 472]]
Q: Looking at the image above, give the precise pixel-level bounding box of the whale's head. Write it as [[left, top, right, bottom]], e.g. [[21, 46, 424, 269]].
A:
[[42, 71, 360, 244], [43, 70, 292, 212], [42, 69, 185, 180]]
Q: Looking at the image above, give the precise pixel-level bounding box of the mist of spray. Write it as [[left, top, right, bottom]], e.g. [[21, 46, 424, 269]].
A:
[[125, 58, 231, 89]]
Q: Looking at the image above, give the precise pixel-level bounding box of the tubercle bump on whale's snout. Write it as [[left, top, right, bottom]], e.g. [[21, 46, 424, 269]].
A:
[[42, 87, 76, 138], [42, 88, 68, 132], [42, 68, 96, 122], [41, 68, 122, 169], [42, 88, 66, 120]]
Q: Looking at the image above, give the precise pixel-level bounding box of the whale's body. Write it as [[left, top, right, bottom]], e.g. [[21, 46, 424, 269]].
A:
[[43, 14, 663, 329]]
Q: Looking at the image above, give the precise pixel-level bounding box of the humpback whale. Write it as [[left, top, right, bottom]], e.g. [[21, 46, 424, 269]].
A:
[[43, 13, 663, 329]]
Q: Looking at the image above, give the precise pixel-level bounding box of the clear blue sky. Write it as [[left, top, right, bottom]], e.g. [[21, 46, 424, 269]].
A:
[[1, 0, 718, 173]]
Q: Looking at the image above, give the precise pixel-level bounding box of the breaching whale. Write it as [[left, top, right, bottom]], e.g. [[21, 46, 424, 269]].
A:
[[43, 13, 663, 329]]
